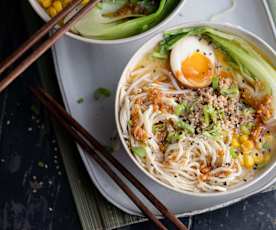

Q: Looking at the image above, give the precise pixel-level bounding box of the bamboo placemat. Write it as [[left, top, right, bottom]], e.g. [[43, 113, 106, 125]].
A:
[[22, 1, 276, 230]]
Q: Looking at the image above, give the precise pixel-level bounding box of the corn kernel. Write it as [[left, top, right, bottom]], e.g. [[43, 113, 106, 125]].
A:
[[52, 1, 63, 13], [39, 0, 52, 8], [82, 0, 89, 5], [253, 153, 264, 165], [241, 140, 254, 153], [243, 154, 254, 169], [48, 6, 57, 17], [263, 153, 272, 164], [239, 135, 248, 143], [62, 0, 71, 7], [231, 138, 240, 148]]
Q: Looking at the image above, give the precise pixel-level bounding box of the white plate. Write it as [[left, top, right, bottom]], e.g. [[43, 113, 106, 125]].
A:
[[31, 0, 276, 216]]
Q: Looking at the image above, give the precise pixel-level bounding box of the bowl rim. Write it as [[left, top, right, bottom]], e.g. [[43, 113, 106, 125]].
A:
[[28, 0, 186, 44], [115, 21, 276, 197]]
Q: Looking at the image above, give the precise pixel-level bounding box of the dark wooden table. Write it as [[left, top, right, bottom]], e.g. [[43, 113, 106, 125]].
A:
[[0, 1, 275, 230]]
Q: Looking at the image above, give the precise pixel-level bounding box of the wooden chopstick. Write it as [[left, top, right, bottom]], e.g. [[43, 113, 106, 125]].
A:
[[32, 88, 188, 230], [34, 88, 189, 230], [0, 0, 96, 92], [0, 0, 82, 75], [31, 88, 167, 230]]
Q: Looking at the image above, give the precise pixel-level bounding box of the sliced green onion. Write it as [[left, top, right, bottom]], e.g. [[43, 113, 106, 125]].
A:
[[263, 142, 270, 150], [220, 86, 239, 97], [242, 108, 256, 118], [203, 124, 222, 140], [211, 76, 219, 90], [166, 131, 183, 143], [240, 125, 250, 135], [203, 105, 217, 126], [94, 87, 111, 100], [132, 146, 146, 157], [175, 101, 188, 116], [230, 148, 237, 158], [152, 123, 165, 134], [77, 97, 84, 104], [176, 120, 195, 134]]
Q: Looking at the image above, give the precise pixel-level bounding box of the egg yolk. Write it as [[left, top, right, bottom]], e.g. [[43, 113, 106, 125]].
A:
[[181, 52, 213, 86]]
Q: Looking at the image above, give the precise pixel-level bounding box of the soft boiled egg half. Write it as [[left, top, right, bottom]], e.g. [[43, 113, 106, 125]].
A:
[[170, 36, 216, 88]]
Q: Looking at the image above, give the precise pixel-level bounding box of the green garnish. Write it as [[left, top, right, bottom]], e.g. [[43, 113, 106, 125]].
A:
[[175, 101, 189, 116], [166, 131, 183, 143], [152, 123, 165, 134], [211, 76, 219, 90], [218, 109, 225, 119], [242, 108, 256, 116], [203, 105, 217, 126], [240, 123, 254, 135], [263, 142, 270, 150], [203, 124, 222, 140], [128, 120, 133, 126], [94, 87, 111, 100], [230, 148, 237, 158], [77, 97, 84, 104], [132, 146, 146, 157], [220, 86, 239, 97], [176, 120, 195, 134]]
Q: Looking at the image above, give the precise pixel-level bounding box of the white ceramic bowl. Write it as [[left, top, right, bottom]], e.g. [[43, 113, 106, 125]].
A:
[[28, 0, 186, 44], [115, 22, 276, 197]]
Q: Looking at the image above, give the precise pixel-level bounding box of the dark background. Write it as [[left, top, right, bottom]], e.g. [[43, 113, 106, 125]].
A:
[[0, 1, 275, 230]]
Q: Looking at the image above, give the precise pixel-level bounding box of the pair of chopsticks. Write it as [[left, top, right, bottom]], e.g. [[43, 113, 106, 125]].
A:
[[31, 88, 188, 230], [0, 0, 95, 91], [0, 0, 188, 228]]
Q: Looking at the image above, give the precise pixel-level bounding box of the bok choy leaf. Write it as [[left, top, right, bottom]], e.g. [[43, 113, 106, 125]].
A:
[[72, 0, 179, 40]]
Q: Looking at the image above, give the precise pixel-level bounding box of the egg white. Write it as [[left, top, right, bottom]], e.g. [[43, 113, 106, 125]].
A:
[[170, 36, 216, 87]]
